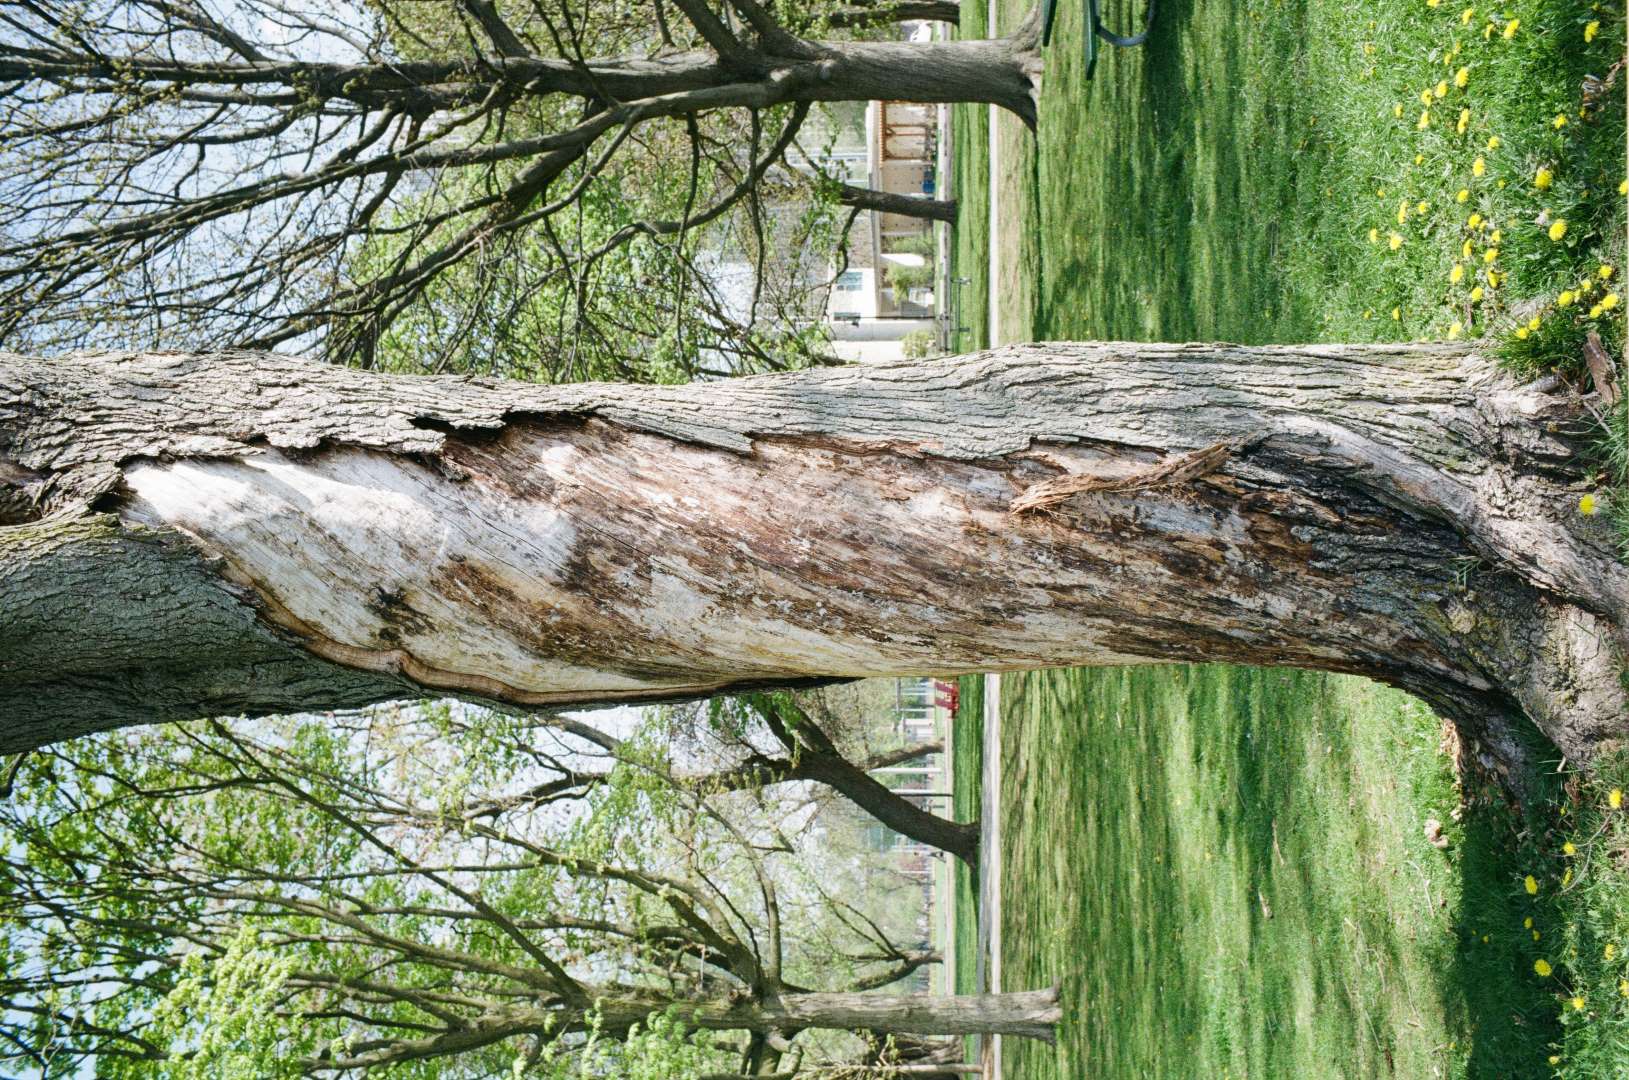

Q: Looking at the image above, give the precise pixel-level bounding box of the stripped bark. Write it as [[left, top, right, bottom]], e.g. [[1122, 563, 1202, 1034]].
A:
[[2, 343, 1624, 781]]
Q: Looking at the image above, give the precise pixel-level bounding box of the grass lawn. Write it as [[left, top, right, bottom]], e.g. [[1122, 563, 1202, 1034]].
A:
[[953, 668, 1629, 1078], [944, 0, 1629, 1074]]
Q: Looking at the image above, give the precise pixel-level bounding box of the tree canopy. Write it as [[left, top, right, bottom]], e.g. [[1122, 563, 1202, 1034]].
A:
[[0, 693, 1008, 1077], [0, 0, 988, 374]]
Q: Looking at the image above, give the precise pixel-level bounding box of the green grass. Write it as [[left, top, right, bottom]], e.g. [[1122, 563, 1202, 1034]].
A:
[[1551, 754, 1629, 1077], [951, 672, 985, 1005], [944, 0, 1629, 1071], [991, 666, 1578, 1079]]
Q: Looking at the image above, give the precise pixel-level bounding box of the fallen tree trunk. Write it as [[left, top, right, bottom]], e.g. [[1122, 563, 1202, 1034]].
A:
[[2, 344, 1624, 780]]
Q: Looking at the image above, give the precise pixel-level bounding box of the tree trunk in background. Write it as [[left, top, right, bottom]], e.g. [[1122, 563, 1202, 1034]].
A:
[[751, 694, 980, 866], [669, 987, 1062, 1041], [838, 184, 958, 224], [3, 343, 1624, 784]]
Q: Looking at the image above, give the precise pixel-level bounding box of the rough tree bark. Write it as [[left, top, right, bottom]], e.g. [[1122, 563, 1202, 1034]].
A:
[[2, 344, 1624, 781]]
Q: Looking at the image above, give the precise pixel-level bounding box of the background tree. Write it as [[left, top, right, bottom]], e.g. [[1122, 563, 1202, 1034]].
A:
[[0, 0, 1002, 370], [0, 700, 1033, 1076]]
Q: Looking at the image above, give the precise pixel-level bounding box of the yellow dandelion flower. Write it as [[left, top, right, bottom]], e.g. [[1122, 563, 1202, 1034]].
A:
[[1612, 788, 1624, 809], [1535, 167, 1553, 190], [1462, 239, 1474, 259], [1456, 188, 1470, 203], [1549, 219, 1567, 241], [1602, 292, 1620, 310], [1564, 841, 1577, 855], [1534, 929, 1542, 940], [1572, 995, 1586, 1011], [1421, 87, 1434, 106], [1363, 309, 1373, 318], [1490, 228, 1501, 243], [1527, 315, 1541, 330], [1607, 943, 1617, 961], [1502, 17, 1519, 38], [1486, 135, 1500, 149], [1369, 227, 1380, 243], [1483, 248, 1498, 263], [1455, 65, 1470, 87], [1389, 231, 1405, 251], [1457, 108, 1470, 134], [1459, 6, 1474, 24], [1516, 325, 1528, 339], [1418, 109, 1432, 130], [1590, 304, 1603, 318], [1483, 21, 1495, 39], [1391, 307, 1402, 320], [1600, 265, 1615, 280], [1489, 271, 1502, 287], [1434, 80, 1448, 99], [1398, 201, 1409, 224], [1551, 1055, 1563, 1066], [1558, 290, 1576, 307], [1470, 285, 1484, 302], [1526, 874, 1539, 895], [1450, 263, 1465, 283], [1472, 156, 1486, 177], [1447, 320, 1463, 339], [1553, 113, 1568, 129], [1394, 102, 1405, 119], [1535, 957, 1552, 976], [1427, 0, 1441, 6], [1468, 212, 1483, 228], [1584, 19, 1600, 42], [1525, 917, 1534, 929], [1580, 279, 1595, 296], [1415, 153, 1425, 165], [1621, 980, 1629, 998], [1415, 200, 1428, 215], [1377, 187, 1387, 198], [1621, 179, 1628, 196]]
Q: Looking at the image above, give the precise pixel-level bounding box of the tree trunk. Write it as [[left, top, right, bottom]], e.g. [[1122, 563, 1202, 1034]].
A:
[[837, 184, 958, 224], [826, 0, 963, 28], [670, 988, 1061, 1041], [752, 695, 979, 866], [2, 344, 1624, 781], [804, 28, 1042, 128]]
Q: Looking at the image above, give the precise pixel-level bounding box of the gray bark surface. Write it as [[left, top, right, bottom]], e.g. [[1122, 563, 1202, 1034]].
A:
[[837, 184, 958, 223], [2, 344, 1623, 778]]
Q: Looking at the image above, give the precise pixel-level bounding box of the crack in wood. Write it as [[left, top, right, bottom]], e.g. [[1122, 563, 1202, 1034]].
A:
[[1008, 433, 1269, 514]]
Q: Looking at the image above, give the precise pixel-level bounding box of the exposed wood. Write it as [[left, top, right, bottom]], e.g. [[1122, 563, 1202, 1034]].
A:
[[1009, 434, 1259, 512], [2, 343, 1624, 782]]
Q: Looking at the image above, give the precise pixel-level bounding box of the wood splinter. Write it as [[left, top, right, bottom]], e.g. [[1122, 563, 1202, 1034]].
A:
[[1009, 433, 1268, 515]]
